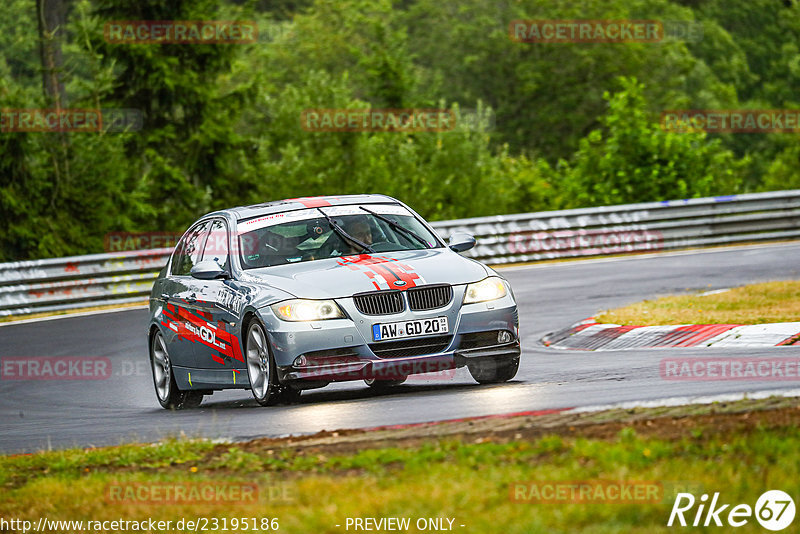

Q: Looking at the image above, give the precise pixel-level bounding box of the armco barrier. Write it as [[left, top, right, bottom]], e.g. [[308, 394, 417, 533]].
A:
[[0, 248, 171, 317], [431, 190, 800, 263], [2, 190, 800, 317]]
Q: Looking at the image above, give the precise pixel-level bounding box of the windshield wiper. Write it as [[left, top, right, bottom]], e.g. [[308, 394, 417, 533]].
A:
[[316, 208, 375, 253], [360, 207, 431, 249]]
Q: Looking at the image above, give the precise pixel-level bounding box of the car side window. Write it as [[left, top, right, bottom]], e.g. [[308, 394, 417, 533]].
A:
[[201, 219, 229, 271], [170, 221, 211, 276]]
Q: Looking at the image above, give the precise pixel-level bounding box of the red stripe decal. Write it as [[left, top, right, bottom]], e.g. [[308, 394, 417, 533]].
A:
[[336, 254, 422, 290], [285, 196, 332, 208], [381, 260, 421, 288], [164, 305, 243, 367]]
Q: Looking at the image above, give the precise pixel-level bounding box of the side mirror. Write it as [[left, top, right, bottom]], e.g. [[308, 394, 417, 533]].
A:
[[190, 260, 229, 280], [448, 232, 476, 253]]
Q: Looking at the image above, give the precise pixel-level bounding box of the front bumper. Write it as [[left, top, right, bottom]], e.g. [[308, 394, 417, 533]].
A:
[[259, 288, 520, 384], [279, 340, 521, 383]]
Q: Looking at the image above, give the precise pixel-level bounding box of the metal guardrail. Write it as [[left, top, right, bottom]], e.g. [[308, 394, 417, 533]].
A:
[[431, 190, 800, 263], [0, 249, 171, 317], [2, 190, 800, 317]]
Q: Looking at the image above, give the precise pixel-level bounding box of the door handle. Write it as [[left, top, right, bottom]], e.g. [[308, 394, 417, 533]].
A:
[[186, 293, 197, 304], [160, 293, 170, 302]]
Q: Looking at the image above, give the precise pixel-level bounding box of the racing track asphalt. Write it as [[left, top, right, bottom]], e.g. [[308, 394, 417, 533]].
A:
[[2, 242, 800, 453]]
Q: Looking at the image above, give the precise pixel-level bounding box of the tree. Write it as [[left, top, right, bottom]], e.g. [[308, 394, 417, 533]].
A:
[[558, 77, 746, 208], [401, 0, 738, 161], [88, 0, 259, 230]]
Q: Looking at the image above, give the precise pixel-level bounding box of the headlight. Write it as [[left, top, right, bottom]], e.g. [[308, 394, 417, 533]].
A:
[[463, 277, 507, 304], [271, 299, 345, 321]]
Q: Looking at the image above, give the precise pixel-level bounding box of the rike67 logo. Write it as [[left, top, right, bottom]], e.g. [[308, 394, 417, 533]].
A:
[[668, 490, 795, 531]]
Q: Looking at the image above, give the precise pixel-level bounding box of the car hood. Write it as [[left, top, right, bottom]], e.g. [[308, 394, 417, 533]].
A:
[[241, 249, 490, 299]]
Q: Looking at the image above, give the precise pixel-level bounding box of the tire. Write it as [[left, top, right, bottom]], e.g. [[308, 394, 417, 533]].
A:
[[364, 376, 407, 388], [150, 330, 204, 409], [280, 387, 303, 404], [467, 355, 520, 384], [245, 319, 298, 406]]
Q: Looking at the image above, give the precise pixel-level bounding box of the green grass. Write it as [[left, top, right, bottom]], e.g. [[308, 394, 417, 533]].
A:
[[596, 280, 800, 326], [2, 412, 798, 533]]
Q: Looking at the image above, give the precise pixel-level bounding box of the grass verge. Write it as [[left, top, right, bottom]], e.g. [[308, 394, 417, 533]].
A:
[[2, 396, 799, 533], [596, 280, 800, 326]]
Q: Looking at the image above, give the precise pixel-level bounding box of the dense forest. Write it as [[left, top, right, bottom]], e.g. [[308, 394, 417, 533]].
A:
[[1, 0, 799, 260]]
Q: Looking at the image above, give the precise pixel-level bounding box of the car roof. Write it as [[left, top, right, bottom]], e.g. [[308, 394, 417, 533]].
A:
[[206, 194, 403, 222]]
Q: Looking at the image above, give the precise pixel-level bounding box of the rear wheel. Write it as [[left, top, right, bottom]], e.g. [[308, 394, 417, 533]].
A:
[[467, 356, 519, 384], [245, 320, 300, 405], [150, 330, 203, 409]]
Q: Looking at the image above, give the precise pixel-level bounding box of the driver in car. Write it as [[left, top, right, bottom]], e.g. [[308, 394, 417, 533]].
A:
[[344, 218, 373, 254]]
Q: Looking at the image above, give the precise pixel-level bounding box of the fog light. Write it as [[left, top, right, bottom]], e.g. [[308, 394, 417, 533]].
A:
[[293, 355, 308, 367], [497, 330, 513, 344]]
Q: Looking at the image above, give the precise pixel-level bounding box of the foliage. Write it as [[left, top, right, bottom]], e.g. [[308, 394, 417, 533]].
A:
[[0, 0, 797, 259], [558, 77, 746, 208]]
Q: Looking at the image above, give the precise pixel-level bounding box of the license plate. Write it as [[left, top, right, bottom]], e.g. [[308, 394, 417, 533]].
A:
[[372, 317, 449, 341]]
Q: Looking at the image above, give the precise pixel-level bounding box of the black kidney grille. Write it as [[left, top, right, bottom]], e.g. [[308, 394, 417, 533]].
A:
[[407, 284, 453, 311], [370, 335, 453, 358], [353, 291, 405, 315]]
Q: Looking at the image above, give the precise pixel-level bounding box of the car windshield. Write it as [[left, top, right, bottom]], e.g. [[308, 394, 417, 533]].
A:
[[236, 204, 441, 269]]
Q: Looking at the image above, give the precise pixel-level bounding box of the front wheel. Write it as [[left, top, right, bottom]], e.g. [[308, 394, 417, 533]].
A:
[[150, 330, 203, 409], [245, 320, 300, 406], [467, 356, 519, 384]]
